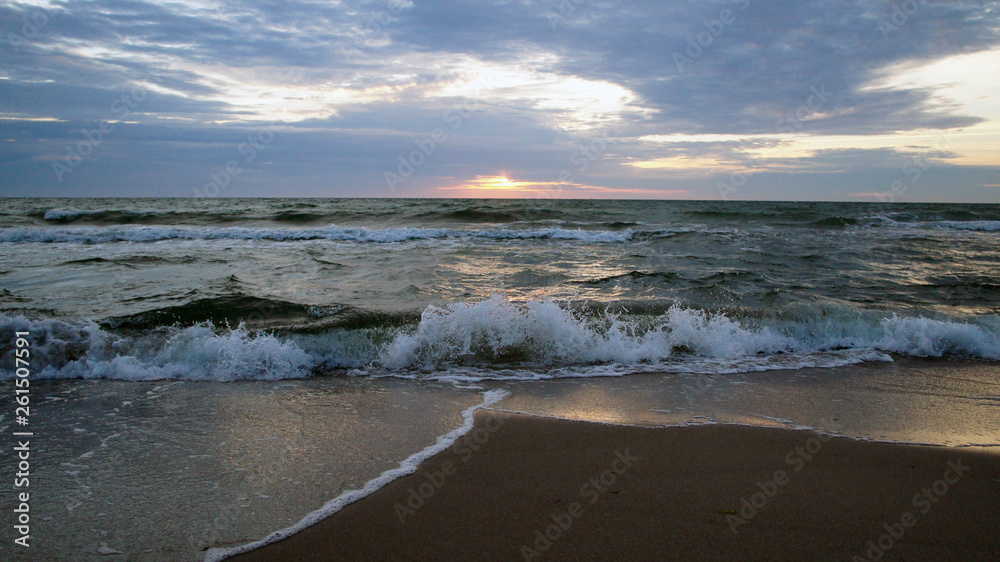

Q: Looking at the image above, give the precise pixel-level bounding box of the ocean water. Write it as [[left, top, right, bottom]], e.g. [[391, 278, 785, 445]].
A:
[[2, 198, 1000, 560], [1, 198, 998, 382]]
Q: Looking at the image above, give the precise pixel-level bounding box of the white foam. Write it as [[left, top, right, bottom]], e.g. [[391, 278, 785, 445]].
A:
[[375, 296, 999, 376], [399, 348, 894, 383], [859, 216, 1000, 233], [203, 389, 509, 562], [479, 227, 633, 243], [0, 225, 633, 244], [43, 208, 102, 220], [378, 295, 670, 369], [2, 299, 997, 382], [874, 315, 1000, 357], [937, 220, 1000, 232], [0, 316, 312, 382]]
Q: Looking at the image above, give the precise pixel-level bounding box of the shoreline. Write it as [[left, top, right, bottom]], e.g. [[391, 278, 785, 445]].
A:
[[225, 409, 1000, 562], [9, 360, 998, 560], [202, 389, 508, 562]]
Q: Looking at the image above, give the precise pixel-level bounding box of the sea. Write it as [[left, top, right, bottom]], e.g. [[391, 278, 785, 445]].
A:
[[1, 198, 999, 559]]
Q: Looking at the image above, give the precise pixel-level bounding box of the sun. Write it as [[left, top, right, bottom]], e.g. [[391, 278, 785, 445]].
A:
[[468, 176, 526, 190], [436, 174, 681, 198], [435, 175, 564, 198]]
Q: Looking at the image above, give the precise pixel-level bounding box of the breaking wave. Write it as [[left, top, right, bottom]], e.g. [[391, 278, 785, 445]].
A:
[[2, 296, 997, 383]]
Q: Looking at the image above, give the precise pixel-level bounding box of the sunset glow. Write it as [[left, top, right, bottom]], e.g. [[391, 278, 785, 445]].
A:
[[439, 176, 564, 198], [466, 176, 533, 191], [439, 176, 687, 198], [1, 1, 998, 200]]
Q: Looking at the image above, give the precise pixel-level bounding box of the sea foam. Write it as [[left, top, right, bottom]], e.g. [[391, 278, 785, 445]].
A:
[[0, 316, 312, 382], [43, 208, 104, 221], [202, 388, 509, 562], [0, 225, 634, 244], [938, 220, 1000, 232], [2, 296, 997, 383]]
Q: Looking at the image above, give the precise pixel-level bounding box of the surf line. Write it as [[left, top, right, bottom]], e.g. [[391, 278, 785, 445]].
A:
[[204, 389, 509, 562]]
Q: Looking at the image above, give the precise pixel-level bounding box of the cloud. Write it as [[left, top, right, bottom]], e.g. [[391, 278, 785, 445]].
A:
[[0, 0, 998, 199]]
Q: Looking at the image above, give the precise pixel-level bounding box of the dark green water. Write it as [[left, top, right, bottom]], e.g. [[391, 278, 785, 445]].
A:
[[1, 198, 998, 381]]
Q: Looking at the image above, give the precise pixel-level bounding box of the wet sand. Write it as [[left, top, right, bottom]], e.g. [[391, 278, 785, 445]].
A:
[[0, 377, 486, 561], [230, 410, 1000, 561]]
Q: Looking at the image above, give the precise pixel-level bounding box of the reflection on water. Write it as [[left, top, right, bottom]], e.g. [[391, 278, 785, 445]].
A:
[[4, 199, 1000, 321], [0, 378, 483, 561], [489, 358, 1000, 448], [0, 359, 997, 560]]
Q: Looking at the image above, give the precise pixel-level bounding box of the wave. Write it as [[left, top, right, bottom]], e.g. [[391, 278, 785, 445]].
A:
[[102, 294, 324, 331], [0, 316, 314, 382], [103, 294, 418, 334], [41, 208, 244, 225], [43, 208, 105, 221], [40, 206, 396, 226], [2, 296, 997, 383], [937, 220, 1000, 232], [269, 210, 330, 224], [672, 206, 1000, 233], [421, 207, 563, 223], [858, 215, 1000, 232], [808, 216, 859, 229], [0, 225, 635, 244], [573, 271, 684, 285], [60, 255, 199, 267]]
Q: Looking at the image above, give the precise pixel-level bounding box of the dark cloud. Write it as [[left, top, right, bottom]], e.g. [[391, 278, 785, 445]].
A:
[[392, 0, 998, 134], [0, 0, 998, 199]]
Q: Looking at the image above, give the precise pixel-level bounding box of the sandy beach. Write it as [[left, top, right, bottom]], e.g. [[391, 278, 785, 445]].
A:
[[231, 410, 1000, 561], [5, 1, 1000, 557]]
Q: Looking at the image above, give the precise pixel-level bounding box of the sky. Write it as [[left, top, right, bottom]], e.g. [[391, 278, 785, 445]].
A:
[[1, 0, 998, 201]]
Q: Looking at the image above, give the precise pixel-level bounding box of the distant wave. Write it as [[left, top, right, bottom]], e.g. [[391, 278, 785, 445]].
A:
[[2, 296, 997, 383], [0, 225, 636, 244], [41, 208, 244, 225], [25, 205, 1000, 235], [268, 210, 330, 224], [859, 215, 1000, 231], [43, 208, 104, 221], [937, 220, 1000, 232], [808, 216, 859, 228], [418, 207, 564, 223]]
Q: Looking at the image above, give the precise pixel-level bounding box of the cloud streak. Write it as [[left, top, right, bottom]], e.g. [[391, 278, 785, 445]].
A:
[[0, 0, 998, 200]]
